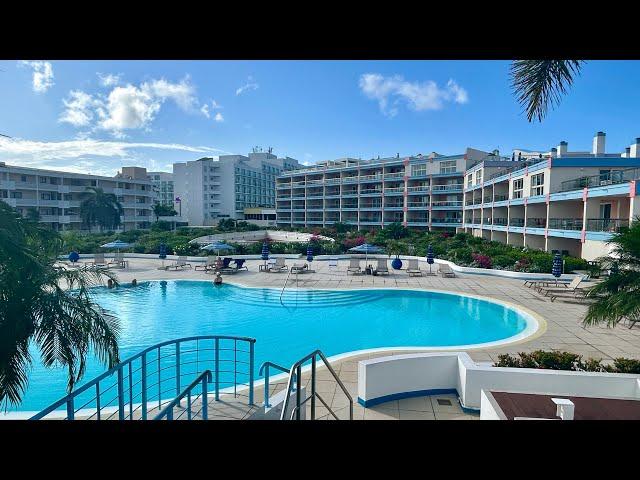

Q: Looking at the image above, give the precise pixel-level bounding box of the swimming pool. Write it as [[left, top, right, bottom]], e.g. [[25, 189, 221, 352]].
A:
[[13, 280, 539, 413]]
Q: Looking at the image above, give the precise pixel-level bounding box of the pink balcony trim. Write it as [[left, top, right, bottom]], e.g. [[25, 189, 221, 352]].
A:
[[582, 187, 589, 202], [581, 230, 586, 242], [631, 180, 636, 198]]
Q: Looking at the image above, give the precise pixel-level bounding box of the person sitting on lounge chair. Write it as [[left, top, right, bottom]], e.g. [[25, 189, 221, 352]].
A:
[[406, 258, 423, 277], [347, 258, 362, 275], [376, 258, 389, 275]]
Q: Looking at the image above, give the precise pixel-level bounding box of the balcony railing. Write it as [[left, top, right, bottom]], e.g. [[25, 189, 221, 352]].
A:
[[548, 218, 583, 230], [432, 201, 464, 207], [431, 217, 462, 224], [585, 218, 629, 232], [526, 218, 547, 228], [493, 218, 507, 226], [407, 202, 429, 208], [407, 185, 430, 193], [384, 187, 404, 193], [560, 167, 640, 192], [488, 158, 546, 180], [483, 218, 492, 224], [360, 189, 382, 195], [493, 194, 508, 202], [509, 218, 525, 227], [432, 184, 463, 191]]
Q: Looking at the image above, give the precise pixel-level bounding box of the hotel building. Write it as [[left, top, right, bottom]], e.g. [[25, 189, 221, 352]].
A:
[[148, 171, 175, 207], [462, 132, 640, 260], [173, 149, 299, 226], [275, 148, 497, 230], [0, 163, 154, 231]]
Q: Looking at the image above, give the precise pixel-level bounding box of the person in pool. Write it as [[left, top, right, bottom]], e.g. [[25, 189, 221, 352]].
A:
[[214, 272, 223, 285]]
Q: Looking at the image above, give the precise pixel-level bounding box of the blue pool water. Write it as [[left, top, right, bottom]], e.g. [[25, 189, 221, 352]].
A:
[[15, 280, 534, 412]]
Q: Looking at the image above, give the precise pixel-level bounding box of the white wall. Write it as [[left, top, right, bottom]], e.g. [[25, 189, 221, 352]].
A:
[[357, 352, 640, 412]]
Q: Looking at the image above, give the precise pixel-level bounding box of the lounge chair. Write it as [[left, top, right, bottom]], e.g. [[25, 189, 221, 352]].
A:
[[438, 263, 456, 278], [85, 253, 107, 268], [268, 257, 289, 273], [347, 258, 362, 275], [625, 315, 640, 329], [291, 263, 308, 274], [108, 251, 126, 268], [376, 258, 389, 275], [538, 277, 584, 301], [195, 256, 215, 271], [328, 258, 339, 267], [233, 259, 248, 271], [406, 259, 423, 277], [165, 256, 192, 270]]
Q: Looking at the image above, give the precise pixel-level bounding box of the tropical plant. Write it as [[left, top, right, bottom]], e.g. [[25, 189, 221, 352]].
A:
[[152, 203, 177, 221], [80, 186, 124, 232], [0, 202, 120, 408], [25, 207, 40, 223], [511, 60, 585, 122], [583, 219, 640, 328]]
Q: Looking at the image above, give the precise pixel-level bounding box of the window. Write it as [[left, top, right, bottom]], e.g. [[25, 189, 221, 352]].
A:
[[467, 174, 472, 188], [440, 161, 457, 174], [411, 163, 427, 176], [475, 170, 482, 185], [512, 178, 523, 199], [530, 173, 544, 196]]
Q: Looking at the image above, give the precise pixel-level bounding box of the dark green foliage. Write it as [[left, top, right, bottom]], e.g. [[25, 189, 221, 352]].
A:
[[494, 350, 638, 373]]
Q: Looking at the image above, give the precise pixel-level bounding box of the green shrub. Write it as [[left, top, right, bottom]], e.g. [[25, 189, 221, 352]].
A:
[[494, 350, 639, 374], [612, 358, 640, 374]]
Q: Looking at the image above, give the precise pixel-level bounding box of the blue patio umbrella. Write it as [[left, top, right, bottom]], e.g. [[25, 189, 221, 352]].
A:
[[202, 242, 235, 257], [306, 245, 314, 263], [552, 252, 563, 279], [159, 243, 167, 259], [426, 244, 435, 274], [348, 243, 384, 263], [68, 251, 80, 263], [261, 241, 270, 262], [101, 240, 131, 250]]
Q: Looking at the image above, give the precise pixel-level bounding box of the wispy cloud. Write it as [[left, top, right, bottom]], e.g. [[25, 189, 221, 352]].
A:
[[214, 112, 224, 123], [200, 99, 223, 119], [97, 72, 122, 87], [358, 73, 468, 117], [19, 61, 54, 93], [0, 137, 230, 175], [235, 76, 259, 96]]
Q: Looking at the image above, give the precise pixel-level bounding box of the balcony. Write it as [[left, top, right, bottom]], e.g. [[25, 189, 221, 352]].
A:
[[526, 218, 547, 228], [548, 218, 583, 230], [384, 172, 405, 180], [560, 167, 640, 192], [509, 218, 525, 227], [431, 218, 462, 225], [585, 218, 629, 232], [407, 185, 430, 193], [360, 189, 382, 196], [493, 194, 508, 202], [384, 187, 404, 194], [432, 201, 463, 207], [432, 184, 463, 191], [483, 218, 492, 225], [493, 218, 507, 226], [407, 202, 429, 208]]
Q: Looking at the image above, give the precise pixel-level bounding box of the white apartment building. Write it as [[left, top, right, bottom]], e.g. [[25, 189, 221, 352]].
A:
[[173, 149, 299, 226], [275, 148, 499, 230], [0, 163, 154, 231], [148, 171, 174, 207], [462, 132, 640, 260]]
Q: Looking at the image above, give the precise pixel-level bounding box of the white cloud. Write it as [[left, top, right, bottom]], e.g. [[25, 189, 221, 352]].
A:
[[358, 73, 468, 116], [145, 77, 197, 111], [59, 90, 99, 127], [211, 100, 223, 109], [20, 61, 54, 93], [214, 112, 224, 123], [99, 84, 161, 133], [200, 104, 210, 118], [97, 72, 122, 87], [235, 76, 259, 95], [200, 99, 223, 119], [0, 137, 231, 176]]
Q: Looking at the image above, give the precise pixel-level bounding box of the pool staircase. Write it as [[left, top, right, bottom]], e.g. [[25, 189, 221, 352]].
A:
[[30, 335, 352, 421]]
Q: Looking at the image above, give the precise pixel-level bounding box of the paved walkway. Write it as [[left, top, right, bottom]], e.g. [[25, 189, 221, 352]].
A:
[[74, 257, 640, 420]]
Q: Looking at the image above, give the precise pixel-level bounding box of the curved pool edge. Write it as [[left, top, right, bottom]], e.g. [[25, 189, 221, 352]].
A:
[[5, 280, 547, 418]]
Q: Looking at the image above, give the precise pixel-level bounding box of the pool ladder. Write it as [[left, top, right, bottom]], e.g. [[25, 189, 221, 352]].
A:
[[279, 268, 301, 305], [261, 349, 353, 420]]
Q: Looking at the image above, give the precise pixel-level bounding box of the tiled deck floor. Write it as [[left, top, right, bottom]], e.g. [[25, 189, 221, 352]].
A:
[[84, 257, 640, 420]]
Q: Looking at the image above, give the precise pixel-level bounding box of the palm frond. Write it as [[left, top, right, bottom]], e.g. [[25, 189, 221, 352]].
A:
[[511, 60, 584, 122]]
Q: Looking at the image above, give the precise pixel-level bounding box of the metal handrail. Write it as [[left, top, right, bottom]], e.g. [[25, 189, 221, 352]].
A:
[[259, 361, 294, 408], [31, 335, 256, 420], [154, 370, 212, 420], [280, 349, 353, 421], [279, 269, 293, 304]]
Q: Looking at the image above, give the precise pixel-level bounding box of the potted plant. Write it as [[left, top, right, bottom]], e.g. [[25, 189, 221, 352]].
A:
[[386, 240, 407, 270]]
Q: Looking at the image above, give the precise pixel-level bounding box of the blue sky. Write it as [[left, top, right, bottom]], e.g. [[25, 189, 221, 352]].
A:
[[1, 60, 640, 176]]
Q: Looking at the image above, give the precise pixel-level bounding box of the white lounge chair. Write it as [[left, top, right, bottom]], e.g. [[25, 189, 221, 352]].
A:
[[406, 259, 423, 277], [376, 258, 389, 275], [539, 277, 585, 301], [165, 256, 192, 270], [85, 252, 107, 268], [328, 257, 339, 267], [195, 256, 215, 271], [268, 257, 289, 273], [291, 263, 308, 274], [438, 263, 456, 278], [347, 258, 362, 275]]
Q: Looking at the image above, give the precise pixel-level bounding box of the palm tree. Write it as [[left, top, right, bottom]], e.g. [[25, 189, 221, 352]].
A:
[[511, 60, 585, 122], [0, 201, 120, 408], [25, 207, 40, 223], [583, 219, 640, 328], [80, 186, 124, 232]]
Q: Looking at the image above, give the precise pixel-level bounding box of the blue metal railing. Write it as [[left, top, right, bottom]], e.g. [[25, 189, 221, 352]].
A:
[[259, 361, 294, 408], [31, 335, 256, 420], [154, 370, 212, 420]]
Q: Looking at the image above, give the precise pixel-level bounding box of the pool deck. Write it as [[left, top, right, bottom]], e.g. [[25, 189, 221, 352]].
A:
[[73, 257, 640, 421]]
